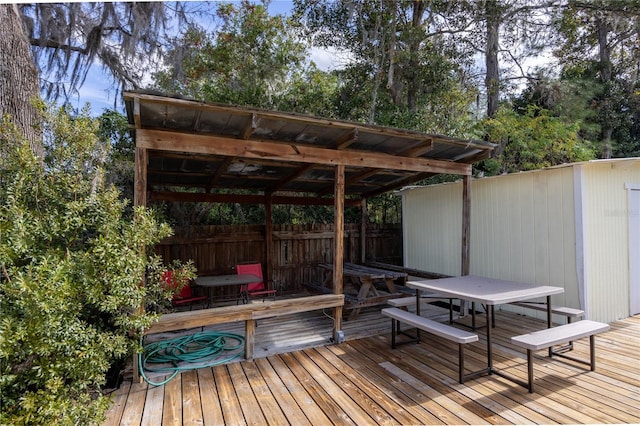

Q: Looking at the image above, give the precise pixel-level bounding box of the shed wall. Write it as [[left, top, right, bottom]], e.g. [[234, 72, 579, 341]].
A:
[[402, 160, 640, 323], [580, 161, 640, 321], [403, 168, 579, 321], [403, 182, 462, 276]]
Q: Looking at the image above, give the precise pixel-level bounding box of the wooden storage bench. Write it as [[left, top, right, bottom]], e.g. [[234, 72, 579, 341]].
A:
[[511, 320, 610, 392]]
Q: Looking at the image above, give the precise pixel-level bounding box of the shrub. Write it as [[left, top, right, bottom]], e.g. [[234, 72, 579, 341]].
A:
[[0, 105, 189, 424]]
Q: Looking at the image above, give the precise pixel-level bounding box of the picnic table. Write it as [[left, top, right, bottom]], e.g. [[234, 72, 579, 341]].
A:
[[407, 275, 564, 387], [315, 262, 408, 320]]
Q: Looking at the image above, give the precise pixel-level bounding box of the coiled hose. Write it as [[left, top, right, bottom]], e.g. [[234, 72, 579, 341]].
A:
[[139, 331, 245, 386]]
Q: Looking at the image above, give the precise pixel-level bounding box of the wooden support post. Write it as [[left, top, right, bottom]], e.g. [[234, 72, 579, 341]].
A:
[[461, 174, 471, 276], [133, 145, 148, 381], [245, 319, 255, 360], [333, 165, 345, 338], [134, 146, 147, 208], [460, 174, 472, 316], [265, 193, 273, 286], [360, 199, 367, 264]]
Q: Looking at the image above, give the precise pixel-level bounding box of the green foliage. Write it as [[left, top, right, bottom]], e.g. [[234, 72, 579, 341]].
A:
[[98, 109, 135, 206], [477, 106, 595, 174], [153, 1, 307, 110], [0, 105, 191, 424]]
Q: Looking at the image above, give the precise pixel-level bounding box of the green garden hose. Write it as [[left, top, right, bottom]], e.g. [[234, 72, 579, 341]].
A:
[[139, 331, 245, 386]]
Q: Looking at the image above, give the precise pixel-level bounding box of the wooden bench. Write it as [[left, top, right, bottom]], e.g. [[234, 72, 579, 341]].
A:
[[511, 320, 610, 393], [381, 307, 478, 383]]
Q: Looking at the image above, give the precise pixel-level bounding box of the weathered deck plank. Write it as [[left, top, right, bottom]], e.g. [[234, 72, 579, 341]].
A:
[[106, 311, 640, 425]]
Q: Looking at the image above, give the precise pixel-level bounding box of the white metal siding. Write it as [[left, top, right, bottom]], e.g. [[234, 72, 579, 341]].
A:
[[403, 182, 462, 276], [403, 168, 579, 323], [581, 162, 640, 321], [470, 169, 579, 318], [402, 159, 640, 323]]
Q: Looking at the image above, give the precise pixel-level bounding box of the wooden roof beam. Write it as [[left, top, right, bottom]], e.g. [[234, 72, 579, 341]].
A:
[[315, 138, 434, 196], [148, 190, 362, 206], [136, 129, 471, 175], [206, 156, 234, 192]]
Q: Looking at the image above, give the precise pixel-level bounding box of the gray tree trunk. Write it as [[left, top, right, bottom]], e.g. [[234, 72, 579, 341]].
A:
[[485, 0, 500, 119], [0, 4, 42, 157], [597, 16, 613, 159]]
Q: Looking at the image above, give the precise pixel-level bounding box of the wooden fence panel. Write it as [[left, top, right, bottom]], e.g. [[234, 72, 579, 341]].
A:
[[155, 223, 402, 295]]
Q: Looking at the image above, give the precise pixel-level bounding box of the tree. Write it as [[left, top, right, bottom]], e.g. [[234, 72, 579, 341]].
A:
[[19, 2, 198, 101], [555, 0, 640, 158], [154, 1, 308, 110], [478, 105, 595, 174], [293, 0, 477, 135], [1, 2, 203, 159], [0, 105, 191, 424], [0, 4, 41, 155]]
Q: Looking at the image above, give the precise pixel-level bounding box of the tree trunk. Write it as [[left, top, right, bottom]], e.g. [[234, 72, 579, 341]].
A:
[[0, 4, 42, 157], [596, 16, 613, 159], [485, 0, 500, 118], [406, 0, 427, 113]]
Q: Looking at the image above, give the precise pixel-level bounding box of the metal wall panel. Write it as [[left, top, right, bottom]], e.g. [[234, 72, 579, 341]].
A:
[[581, 162, 640, 322], [402, 167, 578, 322], [402, 160, 640, 323]]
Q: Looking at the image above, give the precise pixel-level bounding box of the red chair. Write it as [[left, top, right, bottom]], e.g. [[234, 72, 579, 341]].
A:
[[163, 270, 208, 310], [236, 262, 277, 304]]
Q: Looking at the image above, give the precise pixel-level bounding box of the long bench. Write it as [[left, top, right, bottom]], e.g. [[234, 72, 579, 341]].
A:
[[509, 301, 584, 323], [387, 294, 455, 323], [511, 320, 610, 393], [381, 307, 478, 383]]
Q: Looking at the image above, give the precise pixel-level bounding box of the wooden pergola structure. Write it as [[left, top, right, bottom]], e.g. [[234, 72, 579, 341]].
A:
[[124, 91, 495, 342]]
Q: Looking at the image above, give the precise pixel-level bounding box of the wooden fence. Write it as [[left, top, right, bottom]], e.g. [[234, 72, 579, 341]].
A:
[[155, 223, 402, 299]]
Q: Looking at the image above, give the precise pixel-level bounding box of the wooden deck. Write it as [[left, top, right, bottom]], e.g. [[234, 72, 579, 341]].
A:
[[104, 305, 640, 425]]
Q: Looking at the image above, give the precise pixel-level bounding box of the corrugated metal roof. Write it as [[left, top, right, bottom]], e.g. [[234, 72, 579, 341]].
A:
[[124, 91, 495, 205]]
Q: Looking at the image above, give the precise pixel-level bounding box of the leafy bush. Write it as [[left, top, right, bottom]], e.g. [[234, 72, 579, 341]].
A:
[[0, 104, 190, 424]]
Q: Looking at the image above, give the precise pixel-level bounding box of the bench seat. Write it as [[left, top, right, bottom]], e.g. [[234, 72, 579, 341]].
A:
[[387, 294, 455, 323], [510, 302, 584, 322], [381, 307, 478, 383], [511, 320, 610, 392], [387, 294, 453, 307]]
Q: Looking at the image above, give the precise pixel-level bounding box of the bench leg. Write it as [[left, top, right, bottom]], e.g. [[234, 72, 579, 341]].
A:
[[391, 318, 397, 349], [459, 343, 465, 384], [449, 299, 453, 324], [590, 335, 596, 371], [527, 349, 534, 393], [471, 302, 476, 330]]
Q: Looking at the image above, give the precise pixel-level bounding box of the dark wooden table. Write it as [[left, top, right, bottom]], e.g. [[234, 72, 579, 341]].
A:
[[195, 274, 262, 306], [317, 262, 407, 319]]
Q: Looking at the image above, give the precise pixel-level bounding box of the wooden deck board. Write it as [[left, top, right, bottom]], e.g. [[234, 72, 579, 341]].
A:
[[106, 310, 640, 425]]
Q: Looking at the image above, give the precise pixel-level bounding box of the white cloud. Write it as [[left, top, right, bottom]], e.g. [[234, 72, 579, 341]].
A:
[[309, 46, 351, 71]]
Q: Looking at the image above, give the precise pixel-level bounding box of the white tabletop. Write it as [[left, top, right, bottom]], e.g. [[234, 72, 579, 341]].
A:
[[407, 275, 564, 305], [195, 274, 262, 288]]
